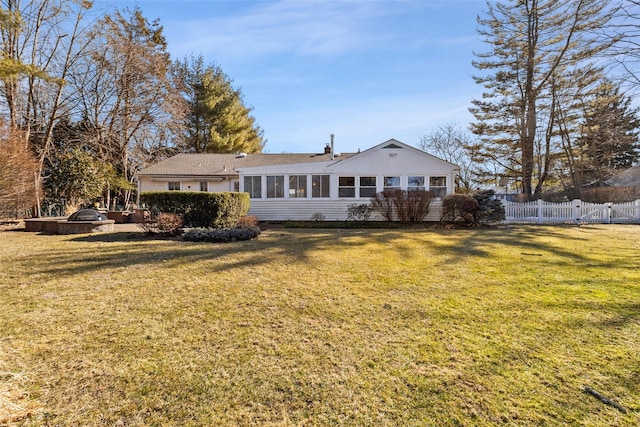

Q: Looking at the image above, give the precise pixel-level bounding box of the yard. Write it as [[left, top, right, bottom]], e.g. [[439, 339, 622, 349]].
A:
[[0, 224, 638, 426]]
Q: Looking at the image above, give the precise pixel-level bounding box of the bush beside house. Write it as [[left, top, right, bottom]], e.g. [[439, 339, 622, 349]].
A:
[[141, 191, 250, 228], [441, 190, 505, 226]]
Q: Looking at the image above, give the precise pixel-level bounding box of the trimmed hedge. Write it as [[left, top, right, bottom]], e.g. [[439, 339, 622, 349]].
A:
[[141, 191, 250, 228]]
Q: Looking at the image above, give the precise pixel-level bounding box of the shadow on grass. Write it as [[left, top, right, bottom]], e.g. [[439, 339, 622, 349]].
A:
[[9, 224, 606, 282]]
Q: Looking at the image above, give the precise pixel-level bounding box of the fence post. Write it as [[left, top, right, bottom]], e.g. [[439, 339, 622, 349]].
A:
[[606, 203, 612, 224], [537, 199, 543, 224], [572, 199, 581, 224]]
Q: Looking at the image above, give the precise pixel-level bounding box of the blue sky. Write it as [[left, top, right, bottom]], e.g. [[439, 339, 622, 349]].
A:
[[97, 0, 487, 153]]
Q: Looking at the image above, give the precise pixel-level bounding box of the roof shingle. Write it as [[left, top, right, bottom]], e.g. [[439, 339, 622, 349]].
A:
[[138, 152, 355, 177]]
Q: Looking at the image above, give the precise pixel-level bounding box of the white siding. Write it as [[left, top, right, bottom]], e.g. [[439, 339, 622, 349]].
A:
[[139, 177, 169, 192], [248, 199, 443, 222], [139, 177, 238, 193]]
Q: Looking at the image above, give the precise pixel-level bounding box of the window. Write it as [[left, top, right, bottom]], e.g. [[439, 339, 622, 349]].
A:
[[289, 175, 307, 198], [338, 176, 355, 197], [168, 181, 180, 191], [312, 175, 330, 198], [244, 176, 261, 198], [359, 176, 377, 198], [408, 176, 425, 191], [429, 176, 447, 197], [267, 175, 284, 198], [199, 181, 208, 192], [384, 176, 400, 191]]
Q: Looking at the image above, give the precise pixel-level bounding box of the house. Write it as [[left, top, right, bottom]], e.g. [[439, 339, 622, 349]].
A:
[[136, 139, 460, 221], [608, 164, 640, 187]]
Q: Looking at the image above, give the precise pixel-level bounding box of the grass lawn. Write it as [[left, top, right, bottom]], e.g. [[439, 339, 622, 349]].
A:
[[0, 224, 638, 426]]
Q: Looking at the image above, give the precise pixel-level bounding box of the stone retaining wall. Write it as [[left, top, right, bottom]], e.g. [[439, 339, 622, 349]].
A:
[[24, 217, 66, 233], [24, 218, 115, 234]]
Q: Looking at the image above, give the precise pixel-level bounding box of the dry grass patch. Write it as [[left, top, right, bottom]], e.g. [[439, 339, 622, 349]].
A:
[[0, 341, 42, 425], [0, 225, 638, 426]]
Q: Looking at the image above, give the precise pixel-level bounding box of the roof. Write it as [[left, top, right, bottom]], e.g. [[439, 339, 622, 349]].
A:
[[609, 165, 640, 187], [333, 138, 461, 170], [138, 152, 356, 177]]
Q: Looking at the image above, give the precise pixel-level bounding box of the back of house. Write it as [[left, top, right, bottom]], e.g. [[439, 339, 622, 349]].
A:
[[136, 139, 459, 221]]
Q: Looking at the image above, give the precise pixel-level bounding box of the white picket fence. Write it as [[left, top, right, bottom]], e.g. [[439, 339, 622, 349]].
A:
[[504, 199, 640, 224]]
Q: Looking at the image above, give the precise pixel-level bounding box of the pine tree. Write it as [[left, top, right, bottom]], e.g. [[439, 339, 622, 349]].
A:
[[577, 80, 640, 187], [176, 56, 265, 154], [470, 0, 617, 198]]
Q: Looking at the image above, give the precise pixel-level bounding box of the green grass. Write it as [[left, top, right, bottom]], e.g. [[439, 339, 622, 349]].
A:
[[0, 224, 638, 426]]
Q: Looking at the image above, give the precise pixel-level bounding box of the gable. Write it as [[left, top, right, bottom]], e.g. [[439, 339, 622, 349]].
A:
[[326, 139, 459, 175]]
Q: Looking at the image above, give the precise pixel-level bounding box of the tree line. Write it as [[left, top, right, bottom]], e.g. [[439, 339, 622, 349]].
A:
[[0, 1, 264, 217], [3, 0, 640, 217], [422, 0, 640, 201]]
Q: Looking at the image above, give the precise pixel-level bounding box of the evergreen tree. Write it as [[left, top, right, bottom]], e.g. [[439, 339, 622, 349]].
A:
[[577, 80, 640, 187], [470, 0, 617, 198], [45, 147, 112, 209], [176, 55, 265, 154]]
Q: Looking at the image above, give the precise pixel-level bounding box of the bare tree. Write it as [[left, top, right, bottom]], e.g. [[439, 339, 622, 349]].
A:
[[70, 7, 187, 208], [419, 123, 480, 192], [0, 0, 94, 215], [610, 1, 640, 90], [0, 125, 39, 217]]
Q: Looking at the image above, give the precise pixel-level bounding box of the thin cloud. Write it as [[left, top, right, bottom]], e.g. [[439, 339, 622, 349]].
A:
[[169, 1, 390, 59]]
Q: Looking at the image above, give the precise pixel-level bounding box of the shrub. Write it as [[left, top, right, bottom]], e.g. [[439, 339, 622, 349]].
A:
[[473, 190, 505, 224], [441, 191, 505, 225], [542, 186, 640, 203], [183, 226, 261, 243], [310, 213, 326, 222], [441, 194, 479, 225], [581, 186, 640, 203], [346, 203, 373, 221], [370, 189, 435, 223], [140, 191, 250, 228], [237, 215, 259, 227], [155, 213, 184, 235], [138, 212, 183, 235]]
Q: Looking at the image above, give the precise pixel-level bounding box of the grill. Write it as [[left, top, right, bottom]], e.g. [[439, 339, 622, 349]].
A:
[[67, 209, 107, 221]]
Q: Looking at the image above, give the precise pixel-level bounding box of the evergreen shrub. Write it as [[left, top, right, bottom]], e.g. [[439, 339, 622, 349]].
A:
[[473, 190, 506, 224], [346, 203, 373, 221], [141, 191, 250, 228], [183, 226, 261, 243]]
